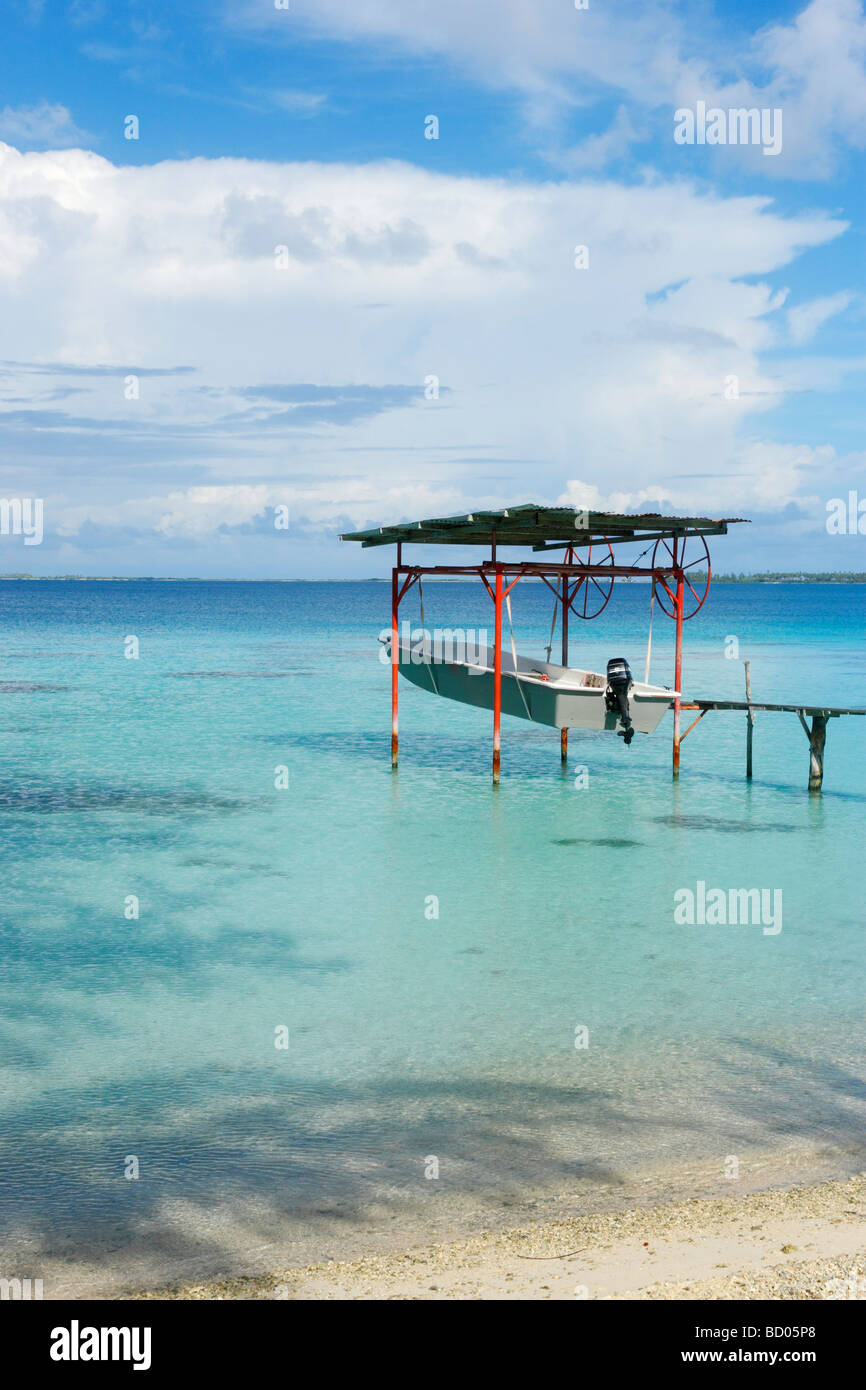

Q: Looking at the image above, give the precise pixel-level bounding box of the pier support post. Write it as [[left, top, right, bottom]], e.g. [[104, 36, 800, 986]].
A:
[[744, 660, 754, 780], [672, 569, 684, 778], [493, 567, 503, 783], [798, 710, 828, 793], [561, 572, 569, 762], [808, 714, 827, 793], [391, 565, 399, 768]]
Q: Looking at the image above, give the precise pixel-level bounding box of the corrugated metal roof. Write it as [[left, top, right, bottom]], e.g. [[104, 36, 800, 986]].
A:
[[340, 504, 748, 549]]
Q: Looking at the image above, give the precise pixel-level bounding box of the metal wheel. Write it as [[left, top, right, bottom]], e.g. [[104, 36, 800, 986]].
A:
[[651, 534, 711, 619], [567, 540, 615, 620]]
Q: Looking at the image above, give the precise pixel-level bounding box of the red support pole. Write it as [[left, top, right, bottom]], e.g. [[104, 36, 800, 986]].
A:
[[391, 565, 399, 768], [672, 567, 684, 778], [493, 567, 503, 783], [561, 573, 569, 762]]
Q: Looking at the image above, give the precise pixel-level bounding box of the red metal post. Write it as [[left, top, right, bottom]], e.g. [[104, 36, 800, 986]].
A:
[[561, 572, 569, 762], [391, 565, 399, 768], [493, 566, 503, 783], [672, 567, 684, 777]]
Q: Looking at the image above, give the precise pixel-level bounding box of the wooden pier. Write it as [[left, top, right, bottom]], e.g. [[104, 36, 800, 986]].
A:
[[680, 675, 865, 793]]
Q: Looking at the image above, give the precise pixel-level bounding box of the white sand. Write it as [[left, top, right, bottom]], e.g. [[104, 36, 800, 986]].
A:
[[134, 1171, 866, 1301]]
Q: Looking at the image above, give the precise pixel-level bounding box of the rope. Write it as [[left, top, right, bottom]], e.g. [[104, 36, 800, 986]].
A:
[[417, 573, 439, 694], [644, 582, 655, 686], [544, 585, 559, 664], [506, 591, 533, 721]]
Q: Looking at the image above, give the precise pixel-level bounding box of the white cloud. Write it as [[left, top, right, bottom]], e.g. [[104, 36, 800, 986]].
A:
[[55, 478, 472, 539], [0, 142, 853, 557], [787, 290, 853, 344], [0, 102, 90, 150], [555, 107, 640, 173], [58, 484, 274, 538], [669, 0, 866, 178], [560, 440, 837, 518], [266, 90, 328, 116], [232, 0, 866, 177], [755, 0, 866, 175], [233, 0, 689, 107]]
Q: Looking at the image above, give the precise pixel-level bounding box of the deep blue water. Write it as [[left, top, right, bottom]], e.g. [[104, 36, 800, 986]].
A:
[[0, 579, 863, 1288]]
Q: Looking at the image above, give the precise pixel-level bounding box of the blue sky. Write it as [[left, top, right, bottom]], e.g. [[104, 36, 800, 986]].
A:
[[0, 0, 864, 575]]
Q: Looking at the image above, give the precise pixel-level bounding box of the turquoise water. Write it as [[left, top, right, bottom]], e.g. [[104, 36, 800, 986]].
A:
[[0, 579, 864, 1286]]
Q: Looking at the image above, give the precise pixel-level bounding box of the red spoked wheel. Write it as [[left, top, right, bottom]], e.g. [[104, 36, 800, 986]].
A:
[[566, 540, 615, 620], [651, 534, 711, 619]]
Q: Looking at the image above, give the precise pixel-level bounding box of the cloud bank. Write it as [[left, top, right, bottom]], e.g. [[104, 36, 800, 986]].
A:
[[0, 139, 858, 572]]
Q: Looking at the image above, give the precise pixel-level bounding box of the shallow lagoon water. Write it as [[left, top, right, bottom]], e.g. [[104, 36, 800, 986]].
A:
[[0, 579, 863, 1291]]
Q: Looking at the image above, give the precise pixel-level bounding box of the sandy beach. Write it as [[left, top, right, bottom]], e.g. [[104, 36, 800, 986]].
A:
[[127, 1171, 866, 1301]]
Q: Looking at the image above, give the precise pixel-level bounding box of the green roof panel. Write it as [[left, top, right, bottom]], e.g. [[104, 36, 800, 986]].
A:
[[340, 504, 747, 549]]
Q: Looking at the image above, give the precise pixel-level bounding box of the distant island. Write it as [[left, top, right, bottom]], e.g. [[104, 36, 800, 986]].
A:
[[690, 572, 866, 584], [1, 572, 865, 583]]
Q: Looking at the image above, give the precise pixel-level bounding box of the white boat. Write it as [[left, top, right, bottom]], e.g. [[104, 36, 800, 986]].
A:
[[392, 636, 677, 737]]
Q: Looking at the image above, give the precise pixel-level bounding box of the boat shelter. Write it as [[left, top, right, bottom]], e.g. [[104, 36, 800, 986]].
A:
[[341, 504, 746, 782]]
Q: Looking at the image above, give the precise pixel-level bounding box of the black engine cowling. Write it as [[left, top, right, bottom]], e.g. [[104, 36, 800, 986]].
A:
[[605, 657, 635, 745]]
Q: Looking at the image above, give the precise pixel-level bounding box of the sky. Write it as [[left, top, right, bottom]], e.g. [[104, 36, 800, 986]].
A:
[[0, 0, 864, 576]]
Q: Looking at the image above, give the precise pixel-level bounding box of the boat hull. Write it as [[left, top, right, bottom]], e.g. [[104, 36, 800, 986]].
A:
[[394, 640, 677, 735]]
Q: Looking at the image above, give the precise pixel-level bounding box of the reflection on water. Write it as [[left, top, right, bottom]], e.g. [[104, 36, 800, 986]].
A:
[[653, 814, 799, 833], [553, 836, 644, 848]]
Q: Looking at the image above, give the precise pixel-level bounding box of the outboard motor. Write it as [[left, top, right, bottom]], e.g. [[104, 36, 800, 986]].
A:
[[605, 657, 635, 745]]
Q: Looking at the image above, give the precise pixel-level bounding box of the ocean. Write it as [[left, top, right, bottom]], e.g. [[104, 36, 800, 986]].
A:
[[0, 578, 864, 1293]]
